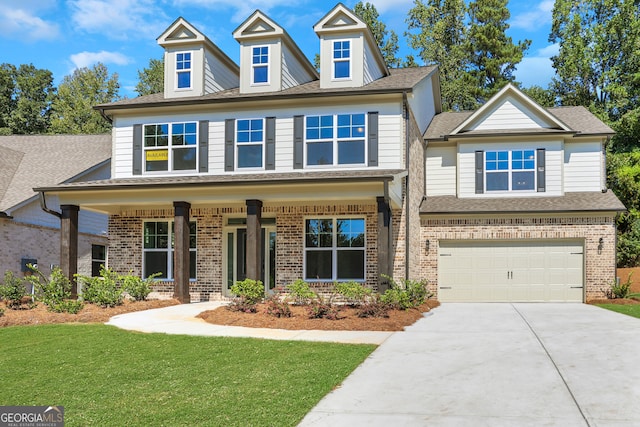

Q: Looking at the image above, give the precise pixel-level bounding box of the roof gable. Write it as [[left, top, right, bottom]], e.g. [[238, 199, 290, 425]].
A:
[[233, 10, 283, 40], [157, 17, 206, 45], [314, 5, 366, 32], [451, 83, 570, 134]]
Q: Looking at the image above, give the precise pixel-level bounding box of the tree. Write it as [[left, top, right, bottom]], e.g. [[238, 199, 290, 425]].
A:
[[521, 85, 556, 108], [50, 63, 120, 134], [608, 151, 640, 267], [465, 0, 531, 102], [135, 58, 164, 96], [0, 64, 16, 134], [406, 0, 476, 111], [354, 2, 402, 68]]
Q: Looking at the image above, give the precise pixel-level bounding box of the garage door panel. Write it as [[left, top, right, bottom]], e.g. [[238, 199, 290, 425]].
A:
[[438, 240, 584, 302]]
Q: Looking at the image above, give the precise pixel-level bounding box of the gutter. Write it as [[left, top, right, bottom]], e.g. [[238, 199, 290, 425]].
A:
[[39, 192, 62, 219], [0, 211, 12, 219]]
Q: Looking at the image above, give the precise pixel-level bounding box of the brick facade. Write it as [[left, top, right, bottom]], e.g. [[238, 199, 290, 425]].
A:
[[420, 215, 617, 301]]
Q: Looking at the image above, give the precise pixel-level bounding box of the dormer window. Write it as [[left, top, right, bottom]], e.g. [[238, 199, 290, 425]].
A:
[[176, 52, 192, 89], [252, 46, 269, 84], [333, 41, 351, 79]]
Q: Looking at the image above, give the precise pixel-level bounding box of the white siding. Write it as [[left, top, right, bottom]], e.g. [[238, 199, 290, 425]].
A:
[[114, 125, 133, 178], [377, 109, 403, 169], [458, 140, 563, 198], [426, 146, 457, 196], [204, 49, 239, 94], [407, 75, 437, 134], [275, 117, 294, 171], [472, 100, 550, 131], [281, 45, 314, 89], [564, 141, 603, 192], [363, 42, 384, 85]]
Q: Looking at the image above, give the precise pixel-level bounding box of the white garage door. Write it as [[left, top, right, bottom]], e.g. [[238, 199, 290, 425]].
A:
[[438, 240, 584, 302]]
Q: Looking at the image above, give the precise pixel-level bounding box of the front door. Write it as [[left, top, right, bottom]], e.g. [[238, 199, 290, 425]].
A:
[[225, 225, 276, 294]]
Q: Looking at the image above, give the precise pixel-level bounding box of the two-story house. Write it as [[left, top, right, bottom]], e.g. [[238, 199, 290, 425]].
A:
[[37, 4, 441, 303], [421, 84, 625, 302]]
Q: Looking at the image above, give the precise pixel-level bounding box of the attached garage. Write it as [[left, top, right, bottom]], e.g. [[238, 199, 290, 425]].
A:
[[438, 240, 584, 302]]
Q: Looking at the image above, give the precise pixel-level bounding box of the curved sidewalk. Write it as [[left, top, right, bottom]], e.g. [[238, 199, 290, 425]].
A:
[[106, 301, 393, 344]]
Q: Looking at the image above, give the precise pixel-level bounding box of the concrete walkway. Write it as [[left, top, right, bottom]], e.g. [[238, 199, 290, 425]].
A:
[[106, 301, 393, 344], [300, 303, 640, 427]]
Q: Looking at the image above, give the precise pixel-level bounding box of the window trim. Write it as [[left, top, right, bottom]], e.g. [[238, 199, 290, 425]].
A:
[[91, 244, 107, 277], [303, 217, 366, 282], [142, 220, 197, 281], [304, 113, 367, 167], [236, 118, 265, 170], [143, 121, 199, 174], [251, 45, 270, 86], [175, 51, 192, 90], [332, 40, 351, 80], [484, 149, 537, 192]]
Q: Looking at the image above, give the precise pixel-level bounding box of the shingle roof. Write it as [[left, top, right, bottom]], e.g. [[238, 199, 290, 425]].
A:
[[96, 66, 438, 111], [424, 106, 614, 140], [420, 190, 626, 214], [0, 134, 111, 212]]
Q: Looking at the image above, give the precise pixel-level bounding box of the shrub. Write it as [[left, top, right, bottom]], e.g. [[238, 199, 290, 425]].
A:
[[381, 275, 431, 309], [123, 273, 160, 301], [306, 295, 341, 320], [263, 292, 292, 318], [27, 266, 81, 313], [335, 281, 373, 306], [286, 279, 317, 305], [380, 287, 412, 310], [77, 267, 123, 308], [356, 295, 390, 318], [228, 279, 264, 312], [608, 272, 633, 299], [1, 271, 28, 309]]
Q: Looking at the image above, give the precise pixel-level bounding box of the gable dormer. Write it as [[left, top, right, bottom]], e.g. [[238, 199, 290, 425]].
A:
[[313, 3, 389, 89], [233, 11, 317, 94], [157, 17, 239, 99]]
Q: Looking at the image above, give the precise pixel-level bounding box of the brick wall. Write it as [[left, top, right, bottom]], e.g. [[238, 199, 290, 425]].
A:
[[420, 215, 617, 301]]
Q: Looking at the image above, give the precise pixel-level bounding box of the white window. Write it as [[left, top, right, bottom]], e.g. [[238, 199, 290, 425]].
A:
[[305, 113, 365, 166], [144, 122, 198, 172], [236, 119, 264, 169], [485, 149, 536, 191], [332, 40, 351, 79], [143, 221, 196, 279], [304, 218, 365, 281], [176, 52, 191, 89], [252, 46, 269, 84]]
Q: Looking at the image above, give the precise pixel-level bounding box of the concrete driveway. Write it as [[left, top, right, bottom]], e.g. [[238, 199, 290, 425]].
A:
[[300, 303, 640, 426]]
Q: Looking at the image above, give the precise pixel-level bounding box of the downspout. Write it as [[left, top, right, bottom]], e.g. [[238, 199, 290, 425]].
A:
[[39, 192, 62, 219], [403, 91, 410, 279], [384, 180, 393, 281], [96, 107, 113, 125]]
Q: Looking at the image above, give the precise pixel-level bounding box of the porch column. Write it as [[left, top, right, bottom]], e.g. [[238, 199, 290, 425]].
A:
[[173, 201, 191, 303], [60, 204, 79, 298], [245, 199, 263, 282], [377, 196, 391, 292]]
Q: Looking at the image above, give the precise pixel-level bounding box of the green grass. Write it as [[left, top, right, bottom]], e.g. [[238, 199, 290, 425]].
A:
[[596, 303, 640, 319], [0, 324, 375, 426], [628, 292, 640, 298]]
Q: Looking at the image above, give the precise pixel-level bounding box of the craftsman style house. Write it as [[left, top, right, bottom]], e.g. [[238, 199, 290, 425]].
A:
[[38, 4, 623, 303]]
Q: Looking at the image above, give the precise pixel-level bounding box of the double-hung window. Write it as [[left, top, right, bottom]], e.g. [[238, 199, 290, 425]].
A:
[[306, 113, 365, 166], [143, 221, 196, 279], [144, 122, 197, 172], [304, 218, 365, 281], [252, 46, 269, 84], [176, 52, 191, 89], [236, 119, 264, 168], [333, 40, 350, 79], [91, 245, 106, 277], [485, 149, 536, 191]]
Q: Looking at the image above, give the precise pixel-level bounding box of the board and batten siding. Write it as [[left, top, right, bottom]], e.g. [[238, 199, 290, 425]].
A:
[[458, 140, 562, 198], [281, 45, 313, 89], [426, 145, 457, 196], [111, 101, 404, 179], [564, 141, 603, 192], [471, 99, 549, 131]]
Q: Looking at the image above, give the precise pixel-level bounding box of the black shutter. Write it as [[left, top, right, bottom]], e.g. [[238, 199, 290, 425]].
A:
[[368, 112, 379, 166], [537, 148, 546, 192], [475, 150, 484, 194], [199, 120, 209, 173], [265, 117, 276, 170], [133, 124, 142, 175], [293, 115, 304, 169], [225, 119, 235, 172]]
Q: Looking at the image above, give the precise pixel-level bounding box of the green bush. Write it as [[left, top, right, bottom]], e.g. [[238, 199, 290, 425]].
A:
[[123, 273, 160, 301], [335, 281, 372, 306], [27, 266, 80, 313], [77, 267, 123, 308], [286, 279, 317, 305], [381, 275, 431, 309], [230, 279, 264, 305], [380, 287, 412, 310], [609, 272, 633, 299], [263, 292, 292, 318], [1, 271, 28, 308]]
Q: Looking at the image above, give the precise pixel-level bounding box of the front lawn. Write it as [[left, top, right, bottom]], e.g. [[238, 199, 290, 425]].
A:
[[595, 303, 640, 319], [0, 324, 375, 426]]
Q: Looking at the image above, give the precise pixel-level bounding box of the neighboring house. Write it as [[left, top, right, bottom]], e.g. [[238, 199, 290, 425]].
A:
[[36, 4, 623, 304], [0, 135, 111, 280], [422, 84, 625, 302]]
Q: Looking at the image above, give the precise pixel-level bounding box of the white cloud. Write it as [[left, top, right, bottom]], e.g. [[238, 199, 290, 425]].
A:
[[0, 6, 60, 41], [511, 0, 554, 31], [367, 0, 414, 14], [69, 51, 132, 70], [515, 44, 559, 88], [537, 43, 559, 57], [172, 0, 300, 22]]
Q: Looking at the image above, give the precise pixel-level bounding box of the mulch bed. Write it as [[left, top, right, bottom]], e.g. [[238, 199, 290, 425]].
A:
[[588, 297, 640, 306], [197, 300, 441, 331], [0, 299, 179, 328]]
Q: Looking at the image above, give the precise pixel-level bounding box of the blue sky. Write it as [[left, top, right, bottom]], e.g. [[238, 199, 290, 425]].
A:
[[0, 0, 558, 98]]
